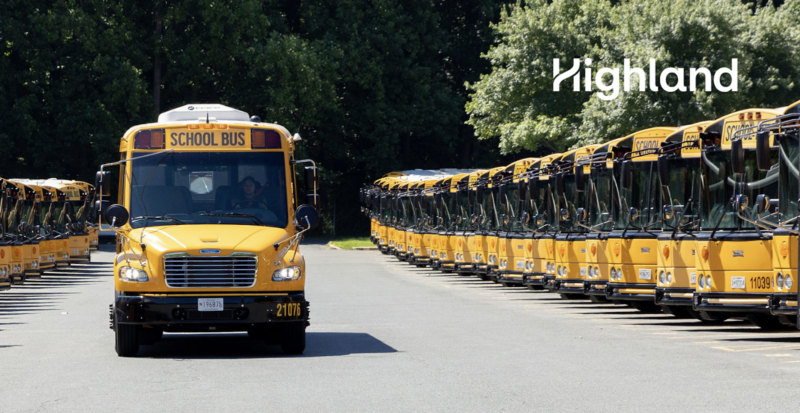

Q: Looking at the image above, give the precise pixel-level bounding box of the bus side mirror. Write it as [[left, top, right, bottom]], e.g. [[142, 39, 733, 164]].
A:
[[499, 184, 508, 205], [731, 139, 745, 175], [476, 186, 484, 203], [620, 160, 633, 190], [95, 171, 112, 197], [435, 193, 443, 209], [380, 196, 388, 210], [468, 189, 475, 206], [755, 194, 768, 215], [657, 156, 670, 187], [304, 167, 318, 193], [575, 167, 585, 191], [756, 131, 771, 172], [555, 174, 565, 198], [519, 180, 528, 202], [422, 195, 429, 209], [104, 204, 129, 228], [295, 204, 320, 230]]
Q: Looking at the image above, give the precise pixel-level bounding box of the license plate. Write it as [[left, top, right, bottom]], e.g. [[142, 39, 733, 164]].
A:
[[580, 267, 587, 277], [638, 269, 652, 280], [731, 276, 746, 289], [690, 272, 697, 285], [198, 298, 224, 311]]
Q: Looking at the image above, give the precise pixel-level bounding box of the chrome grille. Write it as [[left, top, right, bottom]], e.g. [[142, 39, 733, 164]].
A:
[[164, 254, 257, 288]]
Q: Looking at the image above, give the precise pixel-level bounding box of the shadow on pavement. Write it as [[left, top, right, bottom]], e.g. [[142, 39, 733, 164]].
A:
[[138, 332, 398, 359]]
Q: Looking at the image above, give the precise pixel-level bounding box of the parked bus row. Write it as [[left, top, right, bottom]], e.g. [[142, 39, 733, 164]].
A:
[[0, 178, 99, 291], [360, 100, 800, 329]]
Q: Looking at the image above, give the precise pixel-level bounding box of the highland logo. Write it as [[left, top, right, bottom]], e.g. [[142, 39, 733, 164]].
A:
[[553, 58, 738, 101]]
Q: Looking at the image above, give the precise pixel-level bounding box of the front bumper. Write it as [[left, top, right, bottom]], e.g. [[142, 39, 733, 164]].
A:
[[605, 282, 656, 301], [113, 293, 309, 332], [655, 287, 694, 306], [770, 293, 798, 316], [693, 292, 771, 313], [439, 260, 456, 271]]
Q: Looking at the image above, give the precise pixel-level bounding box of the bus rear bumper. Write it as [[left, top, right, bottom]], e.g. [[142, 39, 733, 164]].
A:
[[522, 272, 546, 287], [693, 292, 771, 313], [605, 283, 656, 301], [113, 293, 310, 331], [769, 293, 797, 316], [583, 280, 608, 296], [555, 279, 586, 294], [497, 270, 523, 284], [655, 287, 694, 306]]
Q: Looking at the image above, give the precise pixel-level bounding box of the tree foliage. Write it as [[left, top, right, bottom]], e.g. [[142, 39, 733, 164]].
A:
[[0, 0, 515, 235], [467, 0, 800, 151]]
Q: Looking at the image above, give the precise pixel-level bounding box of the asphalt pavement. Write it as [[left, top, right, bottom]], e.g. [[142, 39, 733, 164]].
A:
[[2, 244, 800, 412]]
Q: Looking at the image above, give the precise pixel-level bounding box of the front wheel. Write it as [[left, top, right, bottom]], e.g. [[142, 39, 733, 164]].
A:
[[747, 314, 786, 330], [631, 301, 662, 313], [280, 322, 306, 355], [115, 323, 140, 357]]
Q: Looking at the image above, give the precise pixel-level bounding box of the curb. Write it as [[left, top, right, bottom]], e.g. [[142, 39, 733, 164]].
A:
[[327, 243, 343, 250], [353, 247, 379, 251]]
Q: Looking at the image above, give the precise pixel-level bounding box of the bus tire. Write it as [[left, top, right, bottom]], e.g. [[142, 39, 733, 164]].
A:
[[661, 305, 691, 318], [477, 274, 489, 281], [690, 309, 728, 323], [589, 295, 609, 303], [115, 323, 140, 357], [138, 328, 163, 345], [746, 314, 785, 330], [280, 322, 306, 355], [526, 285, 544, 291], [631, 301, 661, 313], [415, 264, 426, 268], [559, 293, 583, 300]]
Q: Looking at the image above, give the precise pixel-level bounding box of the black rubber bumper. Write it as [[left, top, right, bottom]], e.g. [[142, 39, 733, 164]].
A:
[[693, 292, 771, 313], [654, 287, 694, 306], [522, 272, 546, 286], [604, 282, 656, 301], [455, 263, 477, 274], [583, 280, 608, 296], [496, 270, 524, 284], [114, 293, 309, 330], [554, 278, 585, 294], [770, 293, 797, 316]]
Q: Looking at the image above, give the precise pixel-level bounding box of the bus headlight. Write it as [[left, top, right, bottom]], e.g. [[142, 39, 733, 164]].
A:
[[776, 273, 784, 290], [786, 275, 793, 289], [698, 274, 705, 289], [659, 271, 665, 284], [557, 266, 563, 277], [666, 272, 672, 284], [706, 275, 712, 289], [272, 266, 302, 281], [594, 266, 599, 278], [119, 267, 149, 282]]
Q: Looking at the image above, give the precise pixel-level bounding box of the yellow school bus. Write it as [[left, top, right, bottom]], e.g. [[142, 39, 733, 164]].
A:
[[494, 159, 537, 287], [653, 122, 712, 317], [409, 178, 441, 267], [0, 181, 14, 287], [759, 113, 800, 325], [692, 106, 790, 326], [26, 184, 58, 273], [1, 179, 33, 283], [454, 171, 485, 275], [604, 127, 677, 311], [472, 168, 503, 280], [523, 154, 561, 291], [42, 181, 91, 264], [9, 181, 43, 279], [551, 146, 600, 298], [99, 104, 319, 356], [580, 138, 629, 300]]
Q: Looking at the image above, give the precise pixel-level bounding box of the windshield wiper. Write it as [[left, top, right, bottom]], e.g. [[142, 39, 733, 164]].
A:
[[200, 213, 265, 226], [132, 216, 186, 225]]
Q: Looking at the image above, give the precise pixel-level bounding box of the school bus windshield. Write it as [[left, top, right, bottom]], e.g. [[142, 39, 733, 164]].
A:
[[700, 150, 779, 230], [588, 168, 614, 231], [128, 151, 288, 228], [614, 162, 659, 230], [662, 157, 701, 231]]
